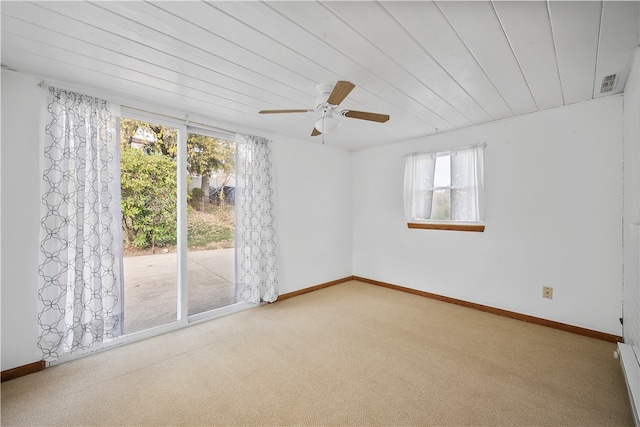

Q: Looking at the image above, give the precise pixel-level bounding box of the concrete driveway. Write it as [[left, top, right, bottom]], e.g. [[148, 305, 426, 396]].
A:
[[122, 248, 236, 333]]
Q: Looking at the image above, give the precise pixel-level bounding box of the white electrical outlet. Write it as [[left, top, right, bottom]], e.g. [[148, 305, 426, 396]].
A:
[[543, 286, 553, 299]]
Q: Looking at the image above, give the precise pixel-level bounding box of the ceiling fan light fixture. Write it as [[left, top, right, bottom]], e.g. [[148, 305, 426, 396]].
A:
[[315, 111, 340, 133]]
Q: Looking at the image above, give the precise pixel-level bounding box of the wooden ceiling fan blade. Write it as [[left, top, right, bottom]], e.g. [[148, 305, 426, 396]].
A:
[[259, 109, 311, 114], [343, 110, 390, 123], [326, 81, 355, 105], [311, 127, 322, 136]]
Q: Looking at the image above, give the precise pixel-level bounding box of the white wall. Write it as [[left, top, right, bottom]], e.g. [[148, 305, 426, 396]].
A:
[[272, 136, 352, 294], [0, 70, 352, 370], [353, 97, 624, 335], [624, 47, 640, 361], [1, 71, 45, 370]]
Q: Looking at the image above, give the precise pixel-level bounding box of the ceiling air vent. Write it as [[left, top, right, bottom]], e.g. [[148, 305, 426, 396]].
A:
[[600, 74, 617, 93]]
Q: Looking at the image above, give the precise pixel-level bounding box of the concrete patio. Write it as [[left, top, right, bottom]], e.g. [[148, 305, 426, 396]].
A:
[[122, 248, 236, 333]]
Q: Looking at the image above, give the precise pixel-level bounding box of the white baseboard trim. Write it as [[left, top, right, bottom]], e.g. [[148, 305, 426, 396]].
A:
[[618, 343, 640, 427]]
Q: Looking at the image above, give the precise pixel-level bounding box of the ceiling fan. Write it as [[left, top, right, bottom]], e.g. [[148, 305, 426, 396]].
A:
[[259, 81, 390, 141]]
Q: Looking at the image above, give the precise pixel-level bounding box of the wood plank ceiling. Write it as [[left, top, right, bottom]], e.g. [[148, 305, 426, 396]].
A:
[[2, 1, 639, 151]]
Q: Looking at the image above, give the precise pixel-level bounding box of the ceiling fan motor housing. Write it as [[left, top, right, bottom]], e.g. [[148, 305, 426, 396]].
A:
[[316, 82, 335, 107]]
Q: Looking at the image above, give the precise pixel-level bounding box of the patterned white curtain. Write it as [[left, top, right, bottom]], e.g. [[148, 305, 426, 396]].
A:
[[235, 134, 278, 303], [38, 87, 123, 361]]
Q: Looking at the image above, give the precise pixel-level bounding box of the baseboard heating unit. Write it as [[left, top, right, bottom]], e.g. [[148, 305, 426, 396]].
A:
[[618, 343, 640, 427]]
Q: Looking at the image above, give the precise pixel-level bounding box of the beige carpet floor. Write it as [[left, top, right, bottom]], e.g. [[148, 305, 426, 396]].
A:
[[1, 280, 634, 426]]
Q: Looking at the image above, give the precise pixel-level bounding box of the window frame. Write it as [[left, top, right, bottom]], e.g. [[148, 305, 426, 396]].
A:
[[404, 144, 485, 232]]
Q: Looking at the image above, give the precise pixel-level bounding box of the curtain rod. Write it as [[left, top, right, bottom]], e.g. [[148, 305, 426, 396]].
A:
[[121, 105, 236, 137], [35, 81, 237, 138], [402, 142, 486, 158]]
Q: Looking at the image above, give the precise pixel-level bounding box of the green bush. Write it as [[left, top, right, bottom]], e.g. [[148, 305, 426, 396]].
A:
[[121, 147, 177, 249]]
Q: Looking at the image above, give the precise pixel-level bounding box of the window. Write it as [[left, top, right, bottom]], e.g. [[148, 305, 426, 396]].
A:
[[404, 145, 485, 231]]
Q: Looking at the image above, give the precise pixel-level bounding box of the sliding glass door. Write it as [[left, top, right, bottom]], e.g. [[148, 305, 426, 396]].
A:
[[186, 130, 237, 315], [118, 116, 238, 335], [120, 118, 179, 334]]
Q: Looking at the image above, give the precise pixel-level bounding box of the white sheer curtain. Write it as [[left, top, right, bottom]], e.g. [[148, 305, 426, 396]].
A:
[[451, 146, 484, 221], [38, 87, 123, 361], [404, 153, 437, 220], [404, 145, 484, 222], [235, 134, 278, 303]]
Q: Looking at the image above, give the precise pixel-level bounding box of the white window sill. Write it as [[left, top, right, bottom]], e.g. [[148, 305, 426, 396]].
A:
[[407, 222, 485, 232]]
